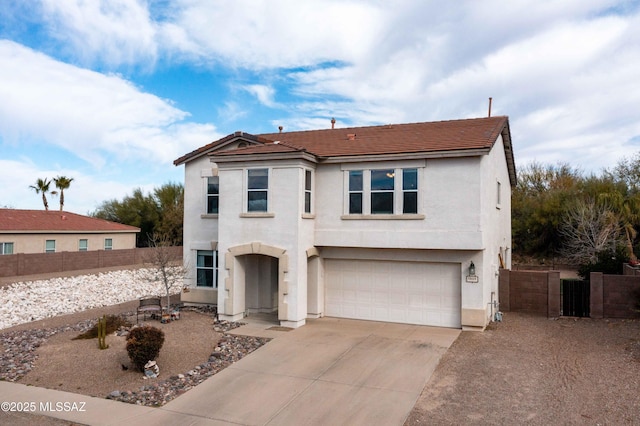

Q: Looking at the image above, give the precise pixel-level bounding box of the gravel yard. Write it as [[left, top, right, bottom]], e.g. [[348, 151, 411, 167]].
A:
[[0, 269, 172, 329], [406, 312, 640, 425]]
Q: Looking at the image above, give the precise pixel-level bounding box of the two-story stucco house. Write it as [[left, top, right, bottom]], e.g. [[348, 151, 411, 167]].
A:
[[174, 116, 515, 330]]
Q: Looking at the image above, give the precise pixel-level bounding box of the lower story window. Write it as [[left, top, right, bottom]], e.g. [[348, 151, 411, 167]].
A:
[[197, 250, 217, 288], [0, 242, 13, 255], [79, 239, 88, 251], [104, 238, 113, 250], [45, 240, 56, 253]]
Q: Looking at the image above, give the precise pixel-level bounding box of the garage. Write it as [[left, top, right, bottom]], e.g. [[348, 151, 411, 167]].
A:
[[324, 259, 461, 328]]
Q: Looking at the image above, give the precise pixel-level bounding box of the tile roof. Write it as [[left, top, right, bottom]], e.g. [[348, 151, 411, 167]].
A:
[[0, 209, 140, 233], [174, 115, 516, 185], [248, 116, 510, 158]]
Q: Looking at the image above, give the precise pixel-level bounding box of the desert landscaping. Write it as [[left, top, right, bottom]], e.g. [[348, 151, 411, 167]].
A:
[[0, 270, 639, 425]]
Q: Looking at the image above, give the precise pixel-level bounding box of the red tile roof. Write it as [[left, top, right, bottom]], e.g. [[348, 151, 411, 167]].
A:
[[0, 210, 140, 233]]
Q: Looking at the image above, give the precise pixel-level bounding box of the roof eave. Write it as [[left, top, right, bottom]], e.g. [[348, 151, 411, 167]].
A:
[[211, 151, 319, 164], [319, 148, 493, 164], [173, 132, 271, 166]]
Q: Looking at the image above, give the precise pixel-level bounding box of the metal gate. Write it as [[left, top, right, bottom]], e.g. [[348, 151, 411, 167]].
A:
[[561, 279, 590, 317]]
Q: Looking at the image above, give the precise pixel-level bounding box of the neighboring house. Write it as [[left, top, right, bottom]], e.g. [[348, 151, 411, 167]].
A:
[[0, 209, 139, 254], [174, 116, 516, 330]]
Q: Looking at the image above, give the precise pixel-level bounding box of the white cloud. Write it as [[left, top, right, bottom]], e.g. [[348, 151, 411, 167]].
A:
[[39, 0, 158, 68], [242, 84, 279, 108], [0, 40, 219, 168]]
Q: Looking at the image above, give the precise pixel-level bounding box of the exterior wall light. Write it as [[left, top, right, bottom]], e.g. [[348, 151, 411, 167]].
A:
[[466, 261, 478, 283]]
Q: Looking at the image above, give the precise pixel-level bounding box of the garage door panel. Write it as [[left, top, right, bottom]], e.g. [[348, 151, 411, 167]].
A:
[[325, 259, 461, 328]]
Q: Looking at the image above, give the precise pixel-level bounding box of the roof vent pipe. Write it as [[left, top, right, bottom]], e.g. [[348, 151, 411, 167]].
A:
[[331, 117, 336, 129], [488, 97, 492, 117], [278, 126, 283, 133]]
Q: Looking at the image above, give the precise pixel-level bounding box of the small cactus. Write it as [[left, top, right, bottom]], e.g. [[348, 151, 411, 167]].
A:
[[97, 315, 109, 350]]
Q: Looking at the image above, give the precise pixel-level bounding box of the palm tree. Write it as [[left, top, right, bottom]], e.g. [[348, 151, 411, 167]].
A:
[[29, 178, 54, 210], [53, 176, 74, 211]]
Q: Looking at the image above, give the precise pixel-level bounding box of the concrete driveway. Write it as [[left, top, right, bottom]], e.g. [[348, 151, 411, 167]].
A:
[[0, 317, 459, 426], [159, 317, 460, 425]]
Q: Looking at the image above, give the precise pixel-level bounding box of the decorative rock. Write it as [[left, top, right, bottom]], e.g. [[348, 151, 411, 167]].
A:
[[0, 269, 175, 330], [0, 278, 269, 408]]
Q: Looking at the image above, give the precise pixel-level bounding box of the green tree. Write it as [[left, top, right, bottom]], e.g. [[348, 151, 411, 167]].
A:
[[512, 162, 581, 258], [29, 178, 55, 210], [53, 176, 74, 211], [92, 183, 183, 247], [153, 183, 184, 245]]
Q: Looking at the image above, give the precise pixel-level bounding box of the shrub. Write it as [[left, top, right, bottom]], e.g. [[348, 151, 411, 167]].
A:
[[72, 315, 131, 340], [577, 246, 629, 280], [126, 326, 165, 372]]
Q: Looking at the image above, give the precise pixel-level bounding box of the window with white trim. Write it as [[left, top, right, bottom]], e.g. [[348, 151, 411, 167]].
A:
[[247, 168, 269, 212], [207, 176, 219, 214], [196, 250, 217, 288], [104, 238, 113, 250], [371, 169, 395, 214], [345, 168, 420, 215], [402, 169, 418, 214], [79, 239, 88, 251], [304, 170, 312, 214], [348, 170, 363, 214], [0, 242, 13, 255], [45, 240, 56, 253]]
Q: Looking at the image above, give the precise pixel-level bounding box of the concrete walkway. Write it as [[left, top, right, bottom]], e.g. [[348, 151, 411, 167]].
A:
[[0, 318, 460, 425]]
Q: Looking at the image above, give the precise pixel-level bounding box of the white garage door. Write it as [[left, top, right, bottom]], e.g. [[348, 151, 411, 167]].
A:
[[324, 259, 461, 328]]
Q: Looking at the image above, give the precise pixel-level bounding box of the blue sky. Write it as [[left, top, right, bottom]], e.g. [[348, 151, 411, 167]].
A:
[[1, 0, 639, 214]]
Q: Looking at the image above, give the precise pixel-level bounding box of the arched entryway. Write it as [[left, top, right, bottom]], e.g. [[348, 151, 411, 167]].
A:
[[240, 254, 278, 316], [223, 242, 289, 323]]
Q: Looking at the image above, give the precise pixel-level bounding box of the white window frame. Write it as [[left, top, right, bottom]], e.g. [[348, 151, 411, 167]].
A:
[[0, 242, 14, 255], [104, 238, 113, 250], [196, 250, 218, 288], [78, 239, 88, 251], [304, 169, 313, 214], [243, 168, 271, 215], [45, 240, 56, 253], [207, 176, 219, 214], [343, 166, 424, 218]]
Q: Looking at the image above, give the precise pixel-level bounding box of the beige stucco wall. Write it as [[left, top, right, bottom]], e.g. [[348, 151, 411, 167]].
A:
[[1, 232, 136, 254], [180, 138, 513, 330]]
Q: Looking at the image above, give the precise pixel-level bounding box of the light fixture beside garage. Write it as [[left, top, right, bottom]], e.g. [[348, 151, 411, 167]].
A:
[[466, 261, 478, 283]]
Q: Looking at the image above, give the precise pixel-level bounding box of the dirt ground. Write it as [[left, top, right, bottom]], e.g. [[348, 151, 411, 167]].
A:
[[0, 299, 220, 426], [19, 310, 219, 398], [2, 298, 640, 425], [406, 312, 640, 425]]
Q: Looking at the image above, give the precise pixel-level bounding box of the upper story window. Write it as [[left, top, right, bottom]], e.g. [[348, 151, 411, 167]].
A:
[[345, 168, 420, 216], [79, 239, 88, 251], [304, 170, 312, 214], [402, 169, 418, 214], [45, 240, 56, 253], [104, 238, 113, 250], [371, 169, 395, 214], [207, 176, 219, 214], [349, 170, 363, 214], [0, 242, 13, 255], [496, 180, 502, 209], [247, 168, 269, 212]]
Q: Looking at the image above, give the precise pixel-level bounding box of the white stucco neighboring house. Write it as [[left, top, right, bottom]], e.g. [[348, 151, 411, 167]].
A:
[[174, 116, 516, 330]]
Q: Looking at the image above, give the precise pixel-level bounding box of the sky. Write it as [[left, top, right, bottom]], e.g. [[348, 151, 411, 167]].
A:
[[1, 0, 639, 214]]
